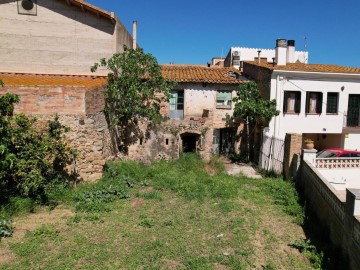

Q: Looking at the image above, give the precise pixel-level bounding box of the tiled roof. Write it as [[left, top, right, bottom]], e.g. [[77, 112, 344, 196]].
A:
[[63, 0, 112, 20], [0, 73, 107, 90], [245, 61, 360, 74], [161, 65, 245, 84]]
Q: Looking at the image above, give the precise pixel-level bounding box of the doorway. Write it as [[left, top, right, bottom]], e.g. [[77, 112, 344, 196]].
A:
[[181, 133, 199, 153]]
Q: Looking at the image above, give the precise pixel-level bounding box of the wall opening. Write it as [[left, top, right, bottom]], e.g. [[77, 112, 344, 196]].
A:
[[181, 133, 199, 153]]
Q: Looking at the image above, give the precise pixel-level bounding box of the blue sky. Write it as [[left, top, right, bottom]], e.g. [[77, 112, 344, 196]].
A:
[[88, 0, 360, 67]]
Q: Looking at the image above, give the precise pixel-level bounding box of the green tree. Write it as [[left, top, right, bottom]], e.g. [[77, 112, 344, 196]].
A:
[[91, 46, 175, 153], [232, 81, 279, 160]]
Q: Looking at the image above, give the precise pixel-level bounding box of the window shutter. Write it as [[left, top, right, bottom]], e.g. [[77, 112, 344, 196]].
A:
[[283, 92, 288, 113], [317, 93, 323, 114], [295, 92, 301, 113], [305, 92, 310, 113]]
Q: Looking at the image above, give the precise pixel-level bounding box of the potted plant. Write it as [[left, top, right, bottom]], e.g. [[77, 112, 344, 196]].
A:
[[304, 139, 314, 149]]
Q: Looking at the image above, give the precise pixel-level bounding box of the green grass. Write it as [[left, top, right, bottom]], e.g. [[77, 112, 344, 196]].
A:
[[0, 154, 312, 269]]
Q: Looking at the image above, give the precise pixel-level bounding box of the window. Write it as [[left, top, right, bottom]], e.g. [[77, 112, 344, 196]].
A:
[[216, 91, 232, 109], [306, 92, 323, 114], [283, 91, 301, 113], [169, 90, 184, 119], [326, 93, 338, 114]]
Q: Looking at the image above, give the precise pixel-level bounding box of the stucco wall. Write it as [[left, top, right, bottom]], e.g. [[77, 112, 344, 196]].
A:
[[0, 0, 133, 75], [266, 73, 360, 145]]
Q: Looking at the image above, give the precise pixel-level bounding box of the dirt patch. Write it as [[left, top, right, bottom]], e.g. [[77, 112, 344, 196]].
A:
[[163, 259, 183, 270], [0, 247, 15, 265], [10, 208, 73, 240], [0, 207, 73, 265], [140, 186, 154, 193], [131, 198, 145, 209]]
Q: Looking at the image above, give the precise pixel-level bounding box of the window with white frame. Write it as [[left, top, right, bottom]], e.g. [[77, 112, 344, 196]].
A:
[[216, 91, 232, 109]]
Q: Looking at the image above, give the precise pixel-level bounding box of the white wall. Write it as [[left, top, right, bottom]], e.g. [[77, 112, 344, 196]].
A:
[[0, 0, 133, 75], [180, 83, 237, 127], [229, 47, 308, 68], [343, 133, 360, 150], [266, 72, 360, 149]]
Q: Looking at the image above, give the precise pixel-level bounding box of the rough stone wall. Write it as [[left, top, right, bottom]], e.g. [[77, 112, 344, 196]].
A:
[[283, 133, 302, 180], [33, 113, 113, 181], [1, 85, 113, 181]]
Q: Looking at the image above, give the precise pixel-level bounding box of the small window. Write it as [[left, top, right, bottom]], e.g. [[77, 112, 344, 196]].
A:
[[326, 92, 339, 114], [283, 91, 301, 113], [170, 91, 184, 111], [306, 92, 323, 114], [139, 138, 143, 145], [165, 139, 169, 145], [216, 91, 232, 109]]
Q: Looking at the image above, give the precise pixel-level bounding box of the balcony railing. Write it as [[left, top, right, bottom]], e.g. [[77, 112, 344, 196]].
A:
[[344, 111, 360, 127]]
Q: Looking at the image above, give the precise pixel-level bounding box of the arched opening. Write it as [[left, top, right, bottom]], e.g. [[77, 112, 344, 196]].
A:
[[181, 132, 200, 153]]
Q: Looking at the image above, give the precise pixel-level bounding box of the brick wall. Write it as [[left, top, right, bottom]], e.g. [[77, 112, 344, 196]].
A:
[[0, 86, 86, 115], [242, 62, 272, 100], [283, 133, 302, 180]]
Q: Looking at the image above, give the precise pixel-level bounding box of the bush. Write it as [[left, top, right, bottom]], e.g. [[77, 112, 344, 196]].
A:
[[0, 218, 13, 239], [0, 92, 73, 201]]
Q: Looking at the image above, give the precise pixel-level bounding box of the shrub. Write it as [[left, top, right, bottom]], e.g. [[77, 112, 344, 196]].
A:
[[0, 218, 13, 239], [0, 92, 72, 200]]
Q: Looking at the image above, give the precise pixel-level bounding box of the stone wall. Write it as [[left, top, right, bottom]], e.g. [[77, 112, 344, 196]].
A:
[[34, 113, 113, 181]]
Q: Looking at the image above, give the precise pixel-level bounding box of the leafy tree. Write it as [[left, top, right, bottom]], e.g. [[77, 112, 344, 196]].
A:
[[0, 88, 72, 200], [232, 81, 279, 160], [91, 46, 175, 153]]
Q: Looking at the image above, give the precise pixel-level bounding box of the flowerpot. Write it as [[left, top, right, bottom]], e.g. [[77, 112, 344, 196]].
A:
[[305, 142, 314, 150]]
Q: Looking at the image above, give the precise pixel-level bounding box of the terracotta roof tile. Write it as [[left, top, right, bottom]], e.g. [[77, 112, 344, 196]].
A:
[[245, 61, 360, 74], [64, 0, 112, 20], [161, 65, 245, 84], [0, 73, 107, 90]]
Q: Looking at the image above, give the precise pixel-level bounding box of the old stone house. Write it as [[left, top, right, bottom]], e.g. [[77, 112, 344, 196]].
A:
[[127, 65, 247, 161], [0, 0, 134, 181]]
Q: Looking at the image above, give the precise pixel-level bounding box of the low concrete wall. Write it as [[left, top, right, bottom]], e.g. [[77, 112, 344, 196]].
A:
[[301, 160, 360, 269]]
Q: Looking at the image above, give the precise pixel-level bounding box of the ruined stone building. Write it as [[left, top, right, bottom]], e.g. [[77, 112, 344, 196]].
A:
[[0, 1, 248, 180], [0, 0, 134, 181], [127, 65, 247, 161]]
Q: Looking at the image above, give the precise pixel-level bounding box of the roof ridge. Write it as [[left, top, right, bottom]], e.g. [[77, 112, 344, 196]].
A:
[[62, 0, 112, 20]]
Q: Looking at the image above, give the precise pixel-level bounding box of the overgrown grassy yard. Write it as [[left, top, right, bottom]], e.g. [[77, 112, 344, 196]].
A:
[[0, 154, 314, 269]]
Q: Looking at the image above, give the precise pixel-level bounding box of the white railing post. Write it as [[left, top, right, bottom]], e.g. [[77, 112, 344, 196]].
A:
[[302, 148, 317, 166]]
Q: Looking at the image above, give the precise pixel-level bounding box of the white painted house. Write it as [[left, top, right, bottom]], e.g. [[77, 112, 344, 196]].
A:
[[223, 40, 308, 70], [243, 39, 360, 171]]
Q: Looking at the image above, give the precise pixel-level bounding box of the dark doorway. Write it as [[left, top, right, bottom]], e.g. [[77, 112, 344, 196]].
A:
[[219, 127, 236, 155], [181, 133, 198, 153]]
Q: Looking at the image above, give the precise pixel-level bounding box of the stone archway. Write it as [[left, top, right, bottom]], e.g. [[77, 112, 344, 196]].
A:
[[180, 132, 201, 153]]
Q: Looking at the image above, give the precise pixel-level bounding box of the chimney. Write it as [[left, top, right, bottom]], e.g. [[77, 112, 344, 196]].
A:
[[132, 20, 137, 49], [257, 50, 261, 64], [275, 39, 287, 65], [287, 40, 295, 63]]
